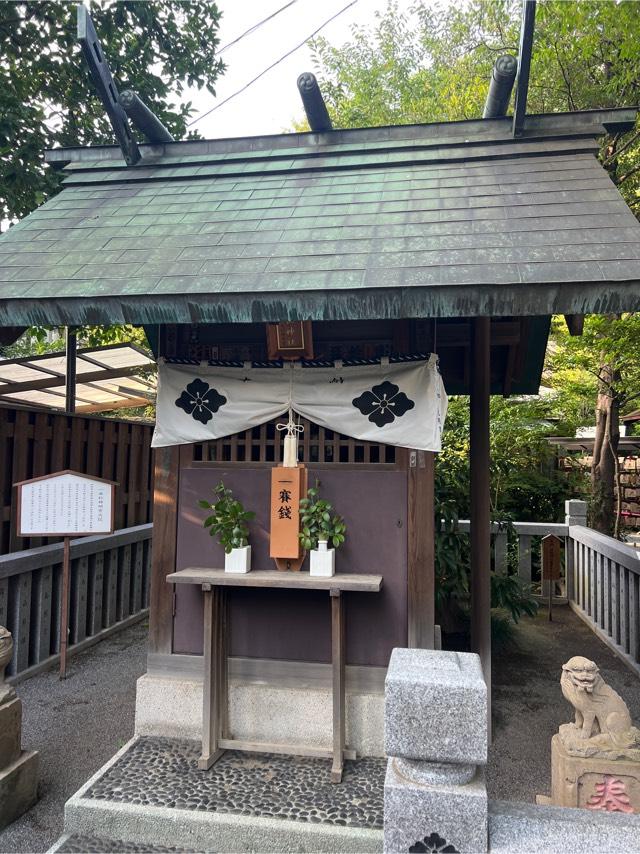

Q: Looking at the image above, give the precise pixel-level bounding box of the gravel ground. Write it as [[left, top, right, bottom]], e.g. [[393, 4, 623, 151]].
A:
[[0, 622, 148, 854], [487, 604, 640, 802], [1, 606, 637, 853]]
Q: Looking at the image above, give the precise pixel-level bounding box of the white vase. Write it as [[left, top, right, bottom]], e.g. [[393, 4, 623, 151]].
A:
[[310, 540, 335, 577], [225, 545, 251, 573]]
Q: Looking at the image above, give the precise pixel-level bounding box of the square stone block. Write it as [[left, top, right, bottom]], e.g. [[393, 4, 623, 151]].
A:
[[551, 733, 640, 812], [0, 750, 38, 830], [0, 698, 22, 769], [384, 757, 487, 854], [385, 648, 487, 765]]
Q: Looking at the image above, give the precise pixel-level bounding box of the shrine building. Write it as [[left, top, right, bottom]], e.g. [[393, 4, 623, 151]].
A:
[[1, 81, 640, 765]]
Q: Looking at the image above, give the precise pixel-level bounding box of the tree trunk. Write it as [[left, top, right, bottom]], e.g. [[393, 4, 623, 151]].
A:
[[591, 363, 620, 536]]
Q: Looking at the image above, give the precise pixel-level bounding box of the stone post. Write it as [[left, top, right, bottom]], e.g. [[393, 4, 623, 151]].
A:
[[384, 648, 488, 854], [0, 627, 38, 829], [565, 499, 588, 527], [565, 499, 588, 601]]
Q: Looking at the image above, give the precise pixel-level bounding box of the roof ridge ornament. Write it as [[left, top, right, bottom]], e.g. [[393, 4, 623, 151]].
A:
[[119, 91, 175, 145], [77, 4, 141, 166], [297, 72, 333, 133], [483, 55, 517, 120]]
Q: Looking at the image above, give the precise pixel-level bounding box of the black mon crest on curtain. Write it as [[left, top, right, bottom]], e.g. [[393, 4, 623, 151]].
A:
[[153, 356, 447, 452]]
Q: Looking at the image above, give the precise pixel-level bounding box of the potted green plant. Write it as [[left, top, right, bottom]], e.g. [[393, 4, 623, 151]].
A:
[[299, 481, 346, 577], [198, 482, 255, 573]]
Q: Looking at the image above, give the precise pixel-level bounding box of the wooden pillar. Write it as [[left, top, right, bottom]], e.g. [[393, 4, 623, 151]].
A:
[[148, 445, 179, 655], [470, 317, 491, 721], [65, 326, 77, 414], [407, 450, 435, 649]]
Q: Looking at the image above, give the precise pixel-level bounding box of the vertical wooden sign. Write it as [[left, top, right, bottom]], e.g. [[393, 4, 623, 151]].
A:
[[542, 534, 561, 622], [270, 465, 307, 571]]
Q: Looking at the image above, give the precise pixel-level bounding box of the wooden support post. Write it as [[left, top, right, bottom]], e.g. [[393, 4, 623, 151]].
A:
[[60, 536, 71, 679], [148, 446, 179, 656], [65, 327, 77, 414], [407, 450, 435, 648], [331, 588, 346, 784], [198, 584, 226, 770], [470, 317, 491, 728]]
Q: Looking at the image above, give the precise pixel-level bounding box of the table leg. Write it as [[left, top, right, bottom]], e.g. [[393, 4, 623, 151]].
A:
[[330, 588, 345, 783], [198, 585, 225, 770]]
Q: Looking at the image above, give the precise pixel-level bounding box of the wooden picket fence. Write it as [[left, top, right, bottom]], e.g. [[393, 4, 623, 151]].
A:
[[0, 404, 154, 554]]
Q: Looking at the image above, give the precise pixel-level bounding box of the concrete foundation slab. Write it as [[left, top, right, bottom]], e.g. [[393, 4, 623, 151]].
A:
[[135, 673, 385, 757]]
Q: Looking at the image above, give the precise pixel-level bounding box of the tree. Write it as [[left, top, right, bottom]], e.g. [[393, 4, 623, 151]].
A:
[[547, 314, 640, 536], [1, 1, 224, 225], [307, 0, 640, 203], [306, 0, 640, 536]]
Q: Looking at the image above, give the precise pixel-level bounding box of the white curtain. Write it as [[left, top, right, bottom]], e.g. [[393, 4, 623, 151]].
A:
[[151, 356, 447, 452]]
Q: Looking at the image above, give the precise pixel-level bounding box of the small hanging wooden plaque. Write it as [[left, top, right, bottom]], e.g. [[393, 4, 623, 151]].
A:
[[266, 321, 314, 360], [270, 465, 307, 570]]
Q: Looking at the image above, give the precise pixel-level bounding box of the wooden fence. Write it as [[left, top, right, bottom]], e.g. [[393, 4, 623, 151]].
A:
[[1, 523, 152, 680], [457, 519, 569, 595], [458, 507, 640, 678], [569, 525, 640, 676], [0, 405, 154, 554]]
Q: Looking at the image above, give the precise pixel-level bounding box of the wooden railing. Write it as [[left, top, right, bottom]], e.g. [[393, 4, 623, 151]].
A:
[[569, 525, 640, 676], [456, 519, 569, 594], [1, 523, 152, 680], [457, 500, 640, 677]]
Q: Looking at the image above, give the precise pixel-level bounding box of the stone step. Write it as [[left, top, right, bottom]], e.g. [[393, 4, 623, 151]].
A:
[[49, 833, 195, 853], [61, 736, 383, 854], [489, 799, 640, 853]]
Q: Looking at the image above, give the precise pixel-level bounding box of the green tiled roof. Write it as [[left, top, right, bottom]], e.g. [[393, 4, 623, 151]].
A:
[[1, 110, 640, 326]]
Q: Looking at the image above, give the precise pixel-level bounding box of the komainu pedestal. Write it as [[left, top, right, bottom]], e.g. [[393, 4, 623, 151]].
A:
[[0, 627, 39, 829], [549, 656, 640, 814], [552, 734, 640, 812]]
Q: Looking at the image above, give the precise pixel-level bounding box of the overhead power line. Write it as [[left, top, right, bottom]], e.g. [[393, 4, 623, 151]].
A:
[[188, 0, 358, 127], [217, 0, 300, 57]]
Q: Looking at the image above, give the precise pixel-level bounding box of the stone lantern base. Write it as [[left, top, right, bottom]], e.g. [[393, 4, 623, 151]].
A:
[[0, 696, 39, 829]]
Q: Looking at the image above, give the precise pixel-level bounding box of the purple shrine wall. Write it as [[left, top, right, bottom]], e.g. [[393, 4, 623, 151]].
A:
[[173, 466, 408, 667]]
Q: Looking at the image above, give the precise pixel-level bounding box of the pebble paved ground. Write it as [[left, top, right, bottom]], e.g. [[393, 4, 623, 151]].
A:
[[1, 606, 638, 853], [0, 622, 148, 854], [487, 604, 640, 802]]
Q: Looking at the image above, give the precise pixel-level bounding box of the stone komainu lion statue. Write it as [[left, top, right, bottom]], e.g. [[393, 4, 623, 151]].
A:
[[560, 656, 640, 750]]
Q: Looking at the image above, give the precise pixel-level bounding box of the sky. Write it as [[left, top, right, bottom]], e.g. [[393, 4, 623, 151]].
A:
[[183, 0, 410, 139]]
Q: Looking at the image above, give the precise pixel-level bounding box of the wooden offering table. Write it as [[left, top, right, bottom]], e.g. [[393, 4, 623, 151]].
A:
[[167, 568, 382, 782]]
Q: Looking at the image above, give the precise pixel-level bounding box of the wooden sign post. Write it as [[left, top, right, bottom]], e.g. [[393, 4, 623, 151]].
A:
[[15, 471, 116, 678], [541, 534, 561, 622]]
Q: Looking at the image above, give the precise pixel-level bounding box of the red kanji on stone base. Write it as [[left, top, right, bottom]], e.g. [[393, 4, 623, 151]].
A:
[[586, 776, 633, 813]]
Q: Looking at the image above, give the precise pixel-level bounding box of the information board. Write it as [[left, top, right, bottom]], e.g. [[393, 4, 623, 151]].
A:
[[16, 471, 115, 537]]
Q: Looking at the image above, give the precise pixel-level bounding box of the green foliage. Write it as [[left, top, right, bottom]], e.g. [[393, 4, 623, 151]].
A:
[[434, 395, 572, 633], [1, 1, 224, 225], [198, 482, 255, 554], [2, 324, 150, 358], [299, 481, 346, 551], [490, 572, 538, 623], [547, 314, 640, 421], [305, 0, 640, 208]]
